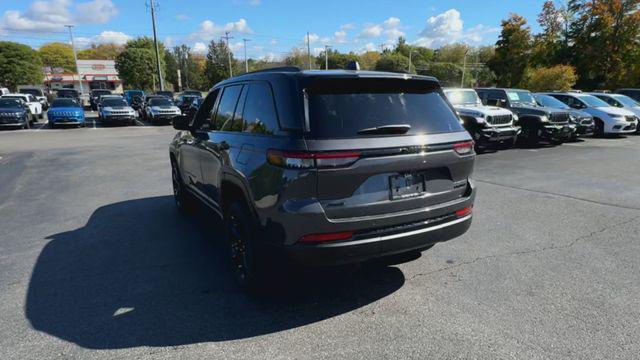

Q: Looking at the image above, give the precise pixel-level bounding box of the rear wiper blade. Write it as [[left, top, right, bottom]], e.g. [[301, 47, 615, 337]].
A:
[[357, 124, 411, 135]]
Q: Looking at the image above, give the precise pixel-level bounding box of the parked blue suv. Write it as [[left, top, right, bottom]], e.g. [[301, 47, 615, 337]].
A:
[[48, 98, 85, 128]]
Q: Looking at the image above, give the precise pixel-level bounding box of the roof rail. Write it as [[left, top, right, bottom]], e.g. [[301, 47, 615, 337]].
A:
[[243, 66, 301, 75]]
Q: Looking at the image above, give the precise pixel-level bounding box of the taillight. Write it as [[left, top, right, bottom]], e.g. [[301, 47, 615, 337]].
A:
[[299, 231, 354, 243], [453, 141, 475, 156], [455, 206, 473, 217], [267, 150, 360, 169]]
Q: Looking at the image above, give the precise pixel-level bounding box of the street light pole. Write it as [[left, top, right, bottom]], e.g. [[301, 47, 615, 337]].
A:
[[324, 45, 331, 70], [149, 0, 164, 91], [65, 25, 83, 95], [243, 38, 251, 73]]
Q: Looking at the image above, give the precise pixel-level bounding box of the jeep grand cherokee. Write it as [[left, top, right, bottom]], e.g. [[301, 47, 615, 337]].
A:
[[170, 67, 476, 290]]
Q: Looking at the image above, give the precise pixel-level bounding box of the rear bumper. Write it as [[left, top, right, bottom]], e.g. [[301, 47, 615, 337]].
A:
[[266, 180, 476, 266], [285, 214, 472, 266]]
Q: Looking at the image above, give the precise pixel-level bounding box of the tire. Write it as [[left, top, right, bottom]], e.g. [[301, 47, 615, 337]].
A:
[[23, 121, 30, 130], [594, 118, 605, 137], [225, 200, 263, 292], [522, 122, 541, 147], [49, 122, 55, 129], [171, 161, 191, 213], [38, 112, 44, 119]]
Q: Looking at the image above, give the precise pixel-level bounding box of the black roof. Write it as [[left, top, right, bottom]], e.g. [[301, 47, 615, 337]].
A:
[[213, 67, 439, 90]]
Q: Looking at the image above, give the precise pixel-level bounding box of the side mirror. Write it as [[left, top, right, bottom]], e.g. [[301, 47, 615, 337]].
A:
[[172, 115, 190, 130]]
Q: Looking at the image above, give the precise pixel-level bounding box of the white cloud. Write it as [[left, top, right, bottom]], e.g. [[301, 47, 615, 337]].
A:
[[303, 33, 319, 44], [0, 0, 118, 32], [75, 0, 117, 23], [176, 14, 189, 21], [75, 30, 131, 47], [334, 30, 347, 43], [193, 42, 207, 54], [190, 18, 253, 42], [359, 24, 383, 38], [414, 9, 496, 47], [269, 39, 277, 45], [341, 23, 355, 30], [384, 27, 404, 41], [383, 17, 401, 28]]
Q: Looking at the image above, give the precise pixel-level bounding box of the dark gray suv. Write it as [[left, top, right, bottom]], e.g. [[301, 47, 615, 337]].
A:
[[170, 67, 476, 289]]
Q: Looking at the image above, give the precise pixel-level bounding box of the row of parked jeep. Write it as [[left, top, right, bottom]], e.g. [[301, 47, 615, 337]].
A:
[[444, 88, 640, 151]]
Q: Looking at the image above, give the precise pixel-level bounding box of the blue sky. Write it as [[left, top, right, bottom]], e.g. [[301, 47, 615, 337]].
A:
[[0, 0, 548, 59]]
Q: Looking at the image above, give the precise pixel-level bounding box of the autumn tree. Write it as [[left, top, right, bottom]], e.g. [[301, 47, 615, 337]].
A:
[[488, 13, 532, 87], [568, 0, 640, 88], [531, 1, 565, 67], [38, 42, 75, 72], [77, 44, 123, 60], [526, 65, 578, 91]]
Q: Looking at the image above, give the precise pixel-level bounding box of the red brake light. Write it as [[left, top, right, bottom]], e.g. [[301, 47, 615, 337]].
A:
[[300, 231, 354, 243], [267, 150, 360, 169], [455, 206, 473, 217], [453, 141, 475, 156]]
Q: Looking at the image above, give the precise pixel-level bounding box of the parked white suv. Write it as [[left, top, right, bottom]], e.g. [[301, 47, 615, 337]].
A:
[[545, 93, 638, 135], [444, 88, 520, 150], [1, 93, 43, 120], [18, 87, 49, 110]]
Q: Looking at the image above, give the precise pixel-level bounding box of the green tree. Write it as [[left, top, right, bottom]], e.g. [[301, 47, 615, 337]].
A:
[[531, 1, 565, 67], [38, 42, 75, 72], [205, 40, 239, 85], [435, 43, 470, 64], [283, 48, 309, 69], [358, 51, 381, 70], [526, 65, 578, 91], [77, 44, 123, 60], [374, 53, 409, 73], [488, 13, 532, 87], [315, 49, 359, 70], [0, 42, 43, 90], [115, 37, 167, 91], [164, 49, 178, 91]]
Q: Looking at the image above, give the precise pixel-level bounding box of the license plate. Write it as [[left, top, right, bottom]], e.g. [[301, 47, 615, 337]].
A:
[[389, 173, 426, 200]]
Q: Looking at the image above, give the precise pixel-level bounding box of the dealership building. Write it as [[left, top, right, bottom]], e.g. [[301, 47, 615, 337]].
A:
[[44, 60, 123, 95]]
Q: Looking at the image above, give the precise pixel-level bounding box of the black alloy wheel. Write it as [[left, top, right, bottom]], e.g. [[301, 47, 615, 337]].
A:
[[225, 201, 260, 291]]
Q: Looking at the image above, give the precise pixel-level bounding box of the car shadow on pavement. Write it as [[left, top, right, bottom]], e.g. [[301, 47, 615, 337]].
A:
[[25, 196, 404, 349]]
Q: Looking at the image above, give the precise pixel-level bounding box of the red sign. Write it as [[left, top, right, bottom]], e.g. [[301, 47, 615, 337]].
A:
[[92, 64, 106, 70]]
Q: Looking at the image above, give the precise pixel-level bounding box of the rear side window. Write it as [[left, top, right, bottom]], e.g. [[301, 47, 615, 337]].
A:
[[305, 78, 463, 139], [214, 85, 243, 130], [242, 83, 279, 135]]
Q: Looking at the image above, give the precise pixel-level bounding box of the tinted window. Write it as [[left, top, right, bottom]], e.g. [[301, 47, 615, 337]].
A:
[[0, 99, 21, 108], [102, 99, 128, 107], [577, 95, 609, 107], [612, 95, 638, 107], [535, 94, 570, 109], [19, 89, 42, 96], [149, 98, 173, 106], [242, 83, 279, 135], [52, 99, 80, 107], [306, 78, 463, 138], [214, 85, 242, 130], [192, 89, 219, 131]]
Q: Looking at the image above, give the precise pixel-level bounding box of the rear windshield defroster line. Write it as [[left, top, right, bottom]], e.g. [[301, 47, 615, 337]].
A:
[[303, 78, 464, 139]]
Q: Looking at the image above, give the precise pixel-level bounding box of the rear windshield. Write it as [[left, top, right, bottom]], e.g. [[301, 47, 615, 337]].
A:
[[305, 78, 463, 138]]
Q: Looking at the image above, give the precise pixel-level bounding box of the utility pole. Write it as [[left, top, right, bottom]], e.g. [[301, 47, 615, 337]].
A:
[[306, 32, 312, 70], [149, 0, 164, 91], [408, 49, 417, 74], [461, 49, 469, 88], [243, 38, 251, 73], [65, 25, 83, 95], [324, 45, 331, 70], [222, 31, 234, 77]]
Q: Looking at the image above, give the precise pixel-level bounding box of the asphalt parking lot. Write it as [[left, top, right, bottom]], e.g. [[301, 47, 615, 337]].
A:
[[1, 113, 640, 359]]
